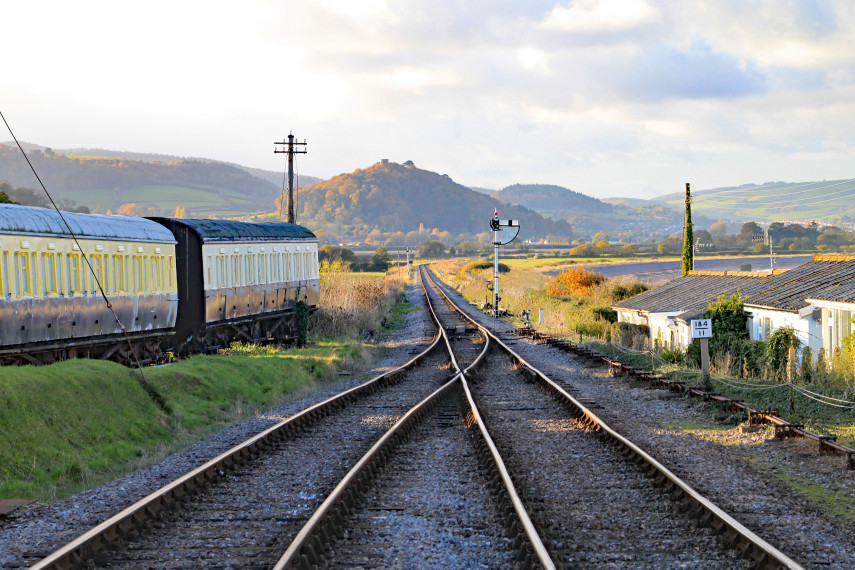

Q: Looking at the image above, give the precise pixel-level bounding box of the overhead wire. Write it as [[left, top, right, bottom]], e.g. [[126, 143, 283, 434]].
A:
[[0, 109, 169, 411]]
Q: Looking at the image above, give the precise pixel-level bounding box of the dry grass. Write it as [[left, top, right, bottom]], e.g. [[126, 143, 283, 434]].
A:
[[311, 267, 407, 340]]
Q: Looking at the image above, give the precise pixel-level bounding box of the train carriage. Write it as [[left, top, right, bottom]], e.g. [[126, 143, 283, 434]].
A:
[[0, 204, 178, 365], [150, 218, 319, 352]]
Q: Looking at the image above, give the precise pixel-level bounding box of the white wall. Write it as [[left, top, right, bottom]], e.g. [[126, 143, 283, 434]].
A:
[[745, 306, 822, 354]]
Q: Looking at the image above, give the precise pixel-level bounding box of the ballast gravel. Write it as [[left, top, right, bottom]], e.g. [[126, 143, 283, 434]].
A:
[[432, 271, 855, 570], [3, 274, 855, 568]]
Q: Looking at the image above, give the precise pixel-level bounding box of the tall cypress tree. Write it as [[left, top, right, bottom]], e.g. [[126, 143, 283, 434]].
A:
[[681, 182, 693, 276]]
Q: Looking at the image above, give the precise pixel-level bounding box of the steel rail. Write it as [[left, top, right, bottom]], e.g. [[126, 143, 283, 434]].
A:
[[31, 330, 445, 570], [272, 377, 461, 569], [420, 267, 556, 568], [422, 267, 804, 570], [275, 268, 555, 569]]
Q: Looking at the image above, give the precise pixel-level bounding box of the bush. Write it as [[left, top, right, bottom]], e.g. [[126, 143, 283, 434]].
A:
[[463, 261, 509, 273], [610, 281, 649, 302], [592, 307, 617, 323], [766, 327, 800, 381], [546, 267, 606, 296]]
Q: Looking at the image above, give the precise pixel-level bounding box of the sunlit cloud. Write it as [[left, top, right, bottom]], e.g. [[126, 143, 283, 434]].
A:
[[538, 0, 659, 33]]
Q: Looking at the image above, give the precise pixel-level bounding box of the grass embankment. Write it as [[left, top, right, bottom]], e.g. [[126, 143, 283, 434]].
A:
[[0, 341, 365, 501], [1, 269, 408, 501]]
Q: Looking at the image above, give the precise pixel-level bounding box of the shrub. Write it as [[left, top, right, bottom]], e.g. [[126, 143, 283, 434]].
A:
[[546, 267, 606, 296], [592, 307, 617, 323], [610, 281, 649, 302], [463, 261, 510, 273], [766, 327, 800, 381]]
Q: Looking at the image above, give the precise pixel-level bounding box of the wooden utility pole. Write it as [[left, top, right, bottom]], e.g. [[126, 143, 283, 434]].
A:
[[274, 134, 307, 224]]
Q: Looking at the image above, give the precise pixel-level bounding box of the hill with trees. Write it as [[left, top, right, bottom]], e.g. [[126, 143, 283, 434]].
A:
[[493, 183, 613, 216], [0, 143, 319, 217], [289, 160, 574, 245]]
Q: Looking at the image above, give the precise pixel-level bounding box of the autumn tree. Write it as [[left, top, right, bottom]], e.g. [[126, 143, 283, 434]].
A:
[[419, 240, 446, 258], [117, 203, 145, 216]]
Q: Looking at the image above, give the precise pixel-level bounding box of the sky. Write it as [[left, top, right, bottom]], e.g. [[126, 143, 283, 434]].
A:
[[4, 0, 855, 200]]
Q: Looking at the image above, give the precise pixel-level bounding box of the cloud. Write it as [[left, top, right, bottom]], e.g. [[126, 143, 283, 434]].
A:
[[538, 0, 658, 33], [613, 41, 767, 101]]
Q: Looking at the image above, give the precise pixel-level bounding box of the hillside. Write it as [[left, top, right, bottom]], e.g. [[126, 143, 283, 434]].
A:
[[291, 161, 574, 244], [654, 179, 855, 225], [493, 183, 613, 216], [0, 143, 318, 217]]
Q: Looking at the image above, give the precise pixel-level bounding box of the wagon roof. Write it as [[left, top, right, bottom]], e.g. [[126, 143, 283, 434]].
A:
[[158, 218, 317, 243], [0, 204, 176, 243]]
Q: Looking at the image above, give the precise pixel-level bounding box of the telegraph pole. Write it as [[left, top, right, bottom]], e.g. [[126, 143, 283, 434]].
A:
[[273, 133, 307, 224]]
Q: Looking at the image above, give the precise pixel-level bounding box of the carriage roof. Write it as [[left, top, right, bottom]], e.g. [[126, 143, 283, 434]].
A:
[[155, 218, 317, 243], [0, 204, 176, 243]]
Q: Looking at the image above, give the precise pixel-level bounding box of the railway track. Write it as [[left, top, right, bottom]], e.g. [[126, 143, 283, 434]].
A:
[[30, 266, 803, 569]]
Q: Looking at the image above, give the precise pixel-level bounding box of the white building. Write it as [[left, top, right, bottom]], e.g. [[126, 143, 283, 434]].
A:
[[743, 254, 855, 356], [614, 270, 772, 349]]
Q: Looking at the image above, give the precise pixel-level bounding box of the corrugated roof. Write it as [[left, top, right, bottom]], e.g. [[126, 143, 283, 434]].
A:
[[748, 255, 855, 309], [156, 218, 317, 243], [0, 204, 176, 243], [614, 271, 773, 321]]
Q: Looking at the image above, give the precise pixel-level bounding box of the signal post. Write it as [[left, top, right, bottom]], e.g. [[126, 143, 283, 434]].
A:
[[490, 210, 520, 318]]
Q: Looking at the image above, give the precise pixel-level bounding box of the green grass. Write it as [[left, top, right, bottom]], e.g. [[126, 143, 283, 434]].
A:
[[66, 184, 271, 216], [662, 178, 855, 223], [0, 340, 367, 501]]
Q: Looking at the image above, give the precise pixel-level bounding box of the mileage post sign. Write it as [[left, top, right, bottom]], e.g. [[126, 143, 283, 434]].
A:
[[691, 319, 712, 339], [691, 319, 713, 390]]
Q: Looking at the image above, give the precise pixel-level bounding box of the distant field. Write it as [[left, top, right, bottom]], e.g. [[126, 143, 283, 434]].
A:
[[663, 178, 855, 222], [68, 184, 274, 216]]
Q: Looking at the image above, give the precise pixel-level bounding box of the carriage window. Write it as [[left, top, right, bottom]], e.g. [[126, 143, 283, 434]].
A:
[[216, 256, 225, 288], [143, 255, 149, 292], [15, 252, 31, 296], [42, 253, 57, 295], [91, 255, 103, 295], [113, 255, 125, 292], [102, 254, 111, 294], [68, 254, 80, 295], [132, 256, 142, 292], [168, 256, 175, 289], [207, 255, 213, 287], [56, 253, 64, 295], [151, 257, 161, 291], [0, 251, 6, 297]]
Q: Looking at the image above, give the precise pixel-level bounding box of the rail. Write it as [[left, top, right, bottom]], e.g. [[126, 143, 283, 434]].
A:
[[425, 267, 803, 570]]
